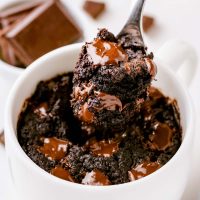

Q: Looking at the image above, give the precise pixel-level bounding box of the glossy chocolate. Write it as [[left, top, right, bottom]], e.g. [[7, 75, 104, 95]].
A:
[[128, 161, 160, 181], [82, 169, 110, 185], [39, 137, 69, 160], [87, 38, 127, 65], [79, 102, 94, 123], [51, 166, 74, 182], [87, 137, 119, 157]]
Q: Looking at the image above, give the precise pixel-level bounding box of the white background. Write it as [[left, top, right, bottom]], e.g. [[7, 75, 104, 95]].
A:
[[0, 0, 200, 199]]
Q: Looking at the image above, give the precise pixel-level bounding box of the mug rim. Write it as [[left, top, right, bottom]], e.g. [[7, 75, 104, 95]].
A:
[[4, 43, 194, 191]]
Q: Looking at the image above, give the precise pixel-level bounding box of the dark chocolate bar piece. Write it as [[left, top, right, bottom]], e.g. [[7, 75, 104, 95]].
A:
[[83, 1, 105, 19], [0, 1, 42, 67], [142, 15, 154, 32], [5, 0, 82, 65], [0, 11, 32, 67]]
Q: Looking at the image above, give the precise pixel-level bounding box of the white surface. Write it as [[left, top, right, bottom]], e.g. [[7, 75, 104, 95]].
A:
[[1, 0, 200, 199]]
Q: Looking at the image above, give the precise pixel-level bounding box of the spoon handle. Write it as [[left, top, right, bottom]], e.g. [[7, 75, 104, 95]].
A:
[[117, 0, 146, 46]]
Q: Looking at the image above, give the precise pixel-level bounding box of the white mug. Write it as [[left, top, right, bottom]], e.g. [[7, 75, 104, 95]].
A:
[[4, 40, 197, 200]]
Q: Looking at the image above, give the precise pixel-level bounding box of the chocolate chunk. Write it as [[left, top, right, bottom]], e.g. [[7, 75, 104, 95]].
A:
[[142, 15, 154, 32], [128, 161, 160, 181], [148, 123, 173, 151], [83, 1, 105, 19], [51, 166, 74, 182], [86, 137, 119, 157], [81, 170, 110, 185], [0, 1, 43, 19], [4, 0, 82, 65], [87, 38, 127, 65], [39, 137, 70, 160]]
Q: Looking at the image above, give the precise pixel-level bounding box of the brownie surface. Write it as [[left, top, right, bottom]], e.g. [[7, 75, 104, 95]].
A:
[[17, 73, 182, 185]]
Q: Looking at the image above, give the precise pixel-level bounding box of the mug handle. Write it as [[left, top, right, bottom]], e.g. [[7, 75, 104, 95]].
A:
[[155, 39, 198, 86]]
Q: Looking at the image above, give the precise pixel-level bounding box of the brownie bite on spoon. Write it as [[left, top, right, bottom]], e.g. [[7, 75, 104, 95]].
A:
[[71, 28, 156, 135]]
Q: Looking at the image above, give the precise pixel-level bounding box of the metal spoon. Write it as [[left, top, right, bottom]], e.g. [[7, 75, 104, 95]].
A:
[[118, 0, 157, 79], [117, 0, 146, 47]]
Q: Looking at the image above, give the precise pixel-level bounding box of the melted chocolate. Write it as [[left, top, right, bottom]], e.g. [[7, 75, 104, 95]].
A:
[[86, 137, 119, 157], [39, 137, 69, 160], [87, 38, 127, 65], [79, 102, 94, 123], [74, 83, 93, 101], [149, 123, 173, 151], [51, 166, 74, 182], [95, 92, 122, 111], [81, 169, 110, 185], [128, 162, 160, 181]]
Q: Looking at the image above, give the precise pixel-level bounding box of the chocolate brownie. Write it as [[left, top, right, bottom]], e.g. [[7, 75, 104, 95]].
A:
[[17, 73, 182, 185], [71, 29, 157, 135]]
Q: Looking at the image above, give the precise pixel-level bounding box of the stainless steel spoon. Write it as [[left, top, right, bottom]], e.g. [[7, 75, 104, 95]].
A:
[[118, 0, 157, 79], [117, 0, 146, 47]]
